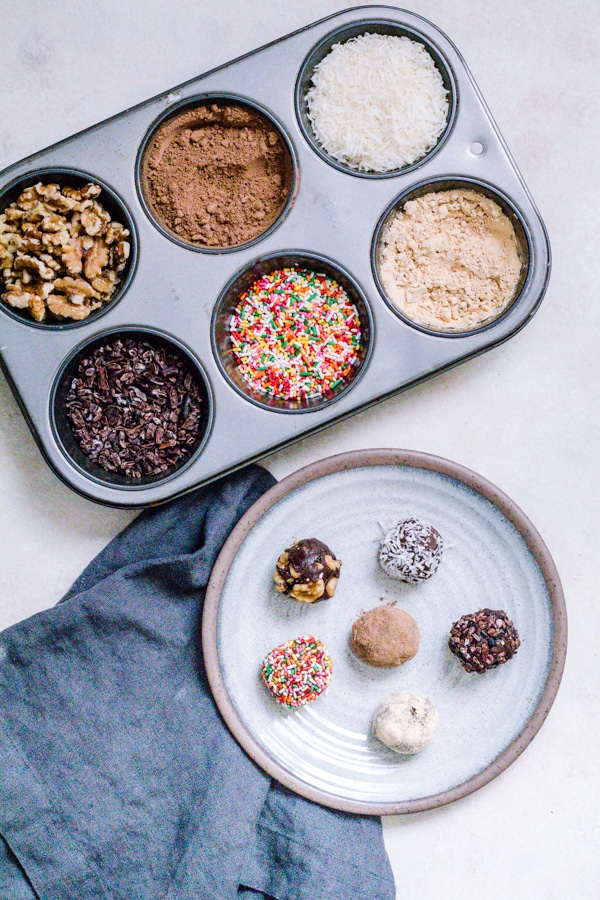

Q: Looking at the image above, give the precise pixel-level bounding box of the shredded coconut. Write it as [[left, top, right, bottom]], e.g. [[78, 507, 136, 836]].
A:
[[305, 32, 449, 173], [378, 189, 523, 331]]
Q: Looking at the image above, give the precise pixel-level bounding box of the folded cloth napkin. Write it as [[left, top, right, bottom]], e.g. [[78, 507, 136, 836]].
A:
[[0, 465, 395, 900]]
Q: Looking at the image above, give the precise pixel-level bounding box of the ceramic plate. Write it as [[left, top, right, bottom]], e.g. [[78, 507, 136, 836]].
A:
[[202, 450, 566, 814]]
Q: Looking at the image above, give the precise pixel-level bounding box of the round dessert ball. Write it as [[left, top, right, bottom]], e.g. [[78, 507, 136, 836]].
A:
[[448, 608, 521, 673], [261, 635, 332, 707], [373, 691, 439, 755], [351, 605, 420, 667], [273, 537, 341, 603], [379, 517, 444, 583]]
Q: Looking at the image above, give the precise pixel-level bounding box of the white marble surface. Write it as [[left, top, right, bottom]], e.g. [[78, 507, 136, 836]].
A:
[[0, 1, 598, 897]]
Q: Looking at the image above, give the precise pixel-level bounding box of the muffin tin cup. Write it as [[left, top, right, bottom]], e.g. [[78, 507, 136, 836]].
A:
[[0, 6, 551, 507], [136, 93, 299, 255], [50, 326, 214, 490], [211, 250, 373, 413], [0, 167, 137, 330], [371, 176, 533, 336], [295, 19, 458, 179]]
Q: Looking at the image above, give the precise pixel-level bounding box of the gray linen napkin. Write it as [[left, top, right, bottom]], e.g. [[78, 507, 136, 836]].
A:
[[0, 465, 395, 900]]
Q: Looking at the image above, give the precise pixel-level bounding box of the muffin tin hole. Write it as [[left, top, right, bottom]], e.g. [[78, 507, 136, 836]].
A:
[[51, 327, 213, 489], [0, 168, 137, 330], [295, 20, 457, 179], [372, 177, 532, 335], [212, 251, 373, 413], [137, 94, 298, 253]]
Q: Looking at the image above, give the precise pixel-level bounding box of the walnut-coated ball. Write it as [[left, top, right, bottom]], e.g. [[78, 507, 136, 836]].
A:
[[273, 538, 342, 603]]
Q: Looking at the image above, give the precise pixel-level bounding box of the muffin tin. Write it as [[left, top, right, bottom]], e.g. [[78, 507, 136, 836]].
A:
[[0, 6, 550, 508]]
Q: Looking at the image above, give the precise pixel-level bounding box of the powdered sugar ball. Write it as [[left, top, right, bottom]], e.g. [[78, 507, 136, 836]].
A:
[[379, 518, 443, 583], [373, 691, 439, 755]]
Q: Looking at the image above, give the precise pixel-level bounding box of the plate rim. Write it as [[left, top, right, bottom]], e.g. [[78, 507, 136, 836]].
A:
[[202, 449, 567, 815]]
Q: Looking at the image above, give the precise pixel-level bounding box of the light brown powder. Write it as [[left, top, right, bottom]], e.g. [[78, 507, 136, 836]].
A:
[[141, 102, 293, 249], [378, 189, 523, 331]]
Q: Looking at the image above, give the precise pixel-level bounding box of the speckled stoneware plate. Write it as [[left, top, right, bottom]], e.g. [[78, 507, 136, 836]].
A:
[[202, 450, 566, 814]]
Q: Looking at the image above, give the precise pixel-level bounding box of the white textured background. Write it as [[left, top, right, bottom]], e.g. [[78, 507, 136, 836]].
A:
[[1, 2, 598, 897]]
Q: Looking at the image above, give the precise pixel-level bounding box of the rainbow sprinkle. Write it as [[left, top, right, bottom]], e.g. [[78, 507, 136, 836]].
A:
[[230, 267, 361, 401], [261, 634, 333, 707]]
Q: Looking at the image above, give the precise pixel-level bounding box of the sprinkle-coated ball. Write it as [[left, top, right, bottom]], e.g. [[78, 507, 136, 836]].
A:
[[261, 634, 333, 707]]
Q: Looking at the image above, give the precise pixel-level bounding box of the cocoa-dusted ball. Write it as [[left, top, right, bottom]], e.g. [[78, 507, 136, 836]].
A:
[[351, 605, 420, 667], [273, 538, 341, 603], [448, 608, 520, 673], [379, 518, 443, 583]]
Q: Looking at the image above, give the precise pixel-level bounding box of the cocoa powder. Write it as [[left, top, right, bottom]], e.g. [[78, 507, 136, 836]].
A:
[[141, 101, 293, 248]]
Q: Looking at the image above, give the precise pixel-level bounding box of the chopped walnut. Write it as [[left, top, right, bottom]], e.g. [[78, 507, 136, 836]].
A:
[[54, 276, 95, 298], [2, 284, 32, 309], [104, 221, 126, 245], [40, 213, 66, 233], [36, 183, 77, 213], [61, 236, 84, 274], [39, 252, 62, 272], [91, 271, 118, 295], [47, 294, 92, 319], [1, 283, 47, 321], [83, 238, 109, 279], [80, 202, 111, 236], [0, 181, 131, 322], [113, 240, 130, 272], [28, 294, 47, 322], [20, 234, 43, 254], [62, 184, 101, 202], [32, 281, 54, 300], [13, 254, 55, 280]]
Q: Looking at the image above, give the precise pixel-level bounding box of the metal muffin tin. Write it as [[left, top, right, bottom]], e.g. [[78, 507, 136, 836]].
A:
[[0, 5, 550, 508]]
